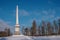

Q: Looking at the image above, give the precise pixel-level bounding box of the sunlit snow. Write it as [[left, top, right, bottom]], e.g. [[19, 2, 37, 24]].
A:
[[0, 35, 60, 40]]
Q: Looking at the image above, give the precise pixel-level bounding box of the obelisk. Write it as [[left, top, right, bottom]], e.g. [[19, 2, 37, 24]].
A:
[[15, 5, 20, 35]]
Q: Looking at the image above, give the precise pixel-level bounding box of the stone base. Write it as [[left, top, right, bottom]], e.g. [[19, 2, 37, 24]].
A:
[[14, 31, 20, 35]]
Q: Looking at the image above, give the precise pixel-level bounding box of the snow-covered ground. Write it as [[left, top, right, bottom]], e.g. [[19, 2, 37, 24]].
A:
[[0, 35, 60, 40]]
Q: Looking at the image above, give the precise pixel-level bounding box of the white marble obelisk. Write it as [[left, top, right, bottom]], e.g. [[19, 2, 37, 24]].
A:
[[15, 5, 20, 35]]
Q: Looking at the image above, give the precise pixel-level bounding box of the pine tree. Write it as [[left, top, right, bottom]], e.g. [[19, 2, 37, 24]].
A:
[[32, 20, 36, 36]]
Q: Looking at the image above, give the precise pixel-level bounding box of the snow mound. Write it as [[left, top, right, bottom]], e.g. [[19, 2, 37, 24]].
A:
[[0, 35, 60, 40], [6, 35, 33, 40]]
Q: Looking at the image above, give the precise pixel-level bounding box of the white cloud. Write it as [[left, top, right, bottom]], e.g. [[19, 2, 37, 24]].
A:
[[41, 9, 56, 21], [13, 9, 29, 17], [49, 15, 55, 18], [42, 14, 55, 21], [55, 17, 60, 20], [42, 10, 48, 15], [42, 9, 56, 15], [48, 0, 54, 5], [18, 10, 29, 16]]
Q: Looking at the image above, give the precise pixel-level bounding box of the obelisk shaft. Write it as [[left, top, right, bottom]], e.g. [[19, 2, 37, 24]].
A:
[[16, 5, 18, 25]]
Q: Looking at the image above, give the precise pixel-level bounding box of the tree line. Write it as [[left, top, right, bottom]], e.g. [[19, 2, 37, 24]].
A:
[[22, 19, 60, 36], [0, 19, 60, 37], [0, 28, 12, 37]]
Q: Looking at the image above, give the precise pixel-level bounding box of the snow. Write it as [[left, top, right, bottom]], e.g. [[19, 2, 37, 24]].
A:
[[0, 35, 60, 40], [0, 35, 33, 40]]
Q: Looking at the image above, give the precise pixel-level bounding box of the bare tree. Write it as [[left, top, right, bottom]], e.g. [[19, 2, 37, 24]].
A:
[[5, 28, 12, 36], [42, 26, 45, 36], [58, 19, 60, 34], [22, 26, 25, 35], [53, 20, 58, 35], [41, 21, 46, 36], [47, 22, 52, 35], [24, 28, 29, 35], [38, 26, 41, 36]]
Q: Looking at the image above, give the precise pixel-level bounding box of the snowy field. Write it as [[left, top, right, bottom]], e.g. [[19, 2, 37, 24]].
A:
[[0, 35, 60, 40]]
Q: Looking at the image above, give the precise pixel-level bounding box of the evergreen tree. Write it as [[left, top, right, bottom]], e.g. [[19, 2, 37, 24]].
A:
[[32, 20, 37, 36]]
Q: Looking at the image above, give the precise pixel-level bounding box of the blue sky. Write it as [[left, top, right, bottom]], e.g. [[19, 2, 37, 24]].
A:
[[0, 0, 60, 32]]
